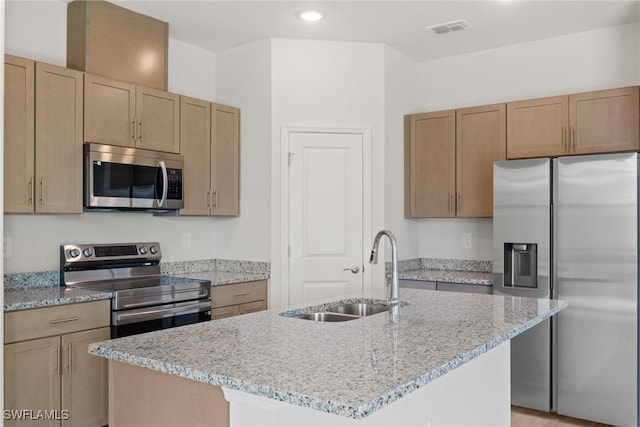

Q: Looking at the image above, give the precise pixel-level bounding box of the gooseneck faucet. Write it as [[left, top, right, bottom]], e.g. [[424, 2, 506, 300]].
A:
[[369, 230, 400, 308]]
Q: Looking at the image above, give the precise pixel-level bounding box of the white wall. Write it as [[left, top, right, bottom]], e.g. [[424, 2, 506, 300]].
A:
[[269, 39, 387, 308], [3, 1, 220, 273], [215, 40, 271, 262], [383, 46, 422, 261], [413, 22, 640, 261]]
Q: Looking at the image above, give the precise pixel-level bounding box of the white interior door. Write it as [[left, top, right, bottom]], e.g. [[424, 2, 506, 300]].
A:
[[288, 131, 363, 307]]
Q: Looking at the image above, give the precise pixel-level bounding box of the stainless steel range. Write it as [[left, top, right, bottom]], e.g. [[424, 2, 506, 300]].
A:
[[60, 242, 211, 338]]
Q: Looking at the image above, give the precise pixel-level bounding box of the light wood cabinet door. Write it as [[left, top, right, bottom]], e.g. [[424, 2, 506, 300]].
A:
[[570, 86, 639, 155], [4, 336, 61, 427], [238, 300, 267, 315], [136, 86, 180, 153], [35, 62, 83, 213], [211, 305, 239, 320], [61, 327, 109, 427], [180, 96, 212, 215], [507, 95, 569, 159], [404, 110, 456, 217], [67, 0, 168, 91], [4, 54, 35, 213], [84, 73, 136, 148], [211, 103, 240, 216], [456, 104, 506, 217]]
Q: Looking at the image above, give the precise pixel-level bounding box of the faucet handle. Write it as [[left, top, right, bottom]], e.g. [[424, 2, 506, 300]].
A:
[[343, 266, 360, 274]]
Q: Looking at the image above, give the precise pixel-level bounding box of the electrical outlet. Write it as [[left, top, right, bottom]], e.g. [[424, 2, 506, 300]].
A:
[[181, 232, 192, 249], [4, 236, 12, 258], [462, 233, 472, 249]]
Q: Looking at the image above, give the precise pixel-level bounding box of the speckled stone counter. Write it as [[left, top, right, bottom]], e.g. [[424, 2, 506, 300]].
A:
[[172, 270, 269, 286], [90, 289, 565, 420], [396, 258, 493, 287], [4, 286, 112, 312], [399, 269, 493, 285]]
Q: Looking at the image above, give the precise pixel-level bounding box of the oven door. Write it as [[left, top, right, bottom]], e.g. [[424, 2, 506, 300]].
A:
[[111, 300, 211, 338], [84, 143, 184, 210]]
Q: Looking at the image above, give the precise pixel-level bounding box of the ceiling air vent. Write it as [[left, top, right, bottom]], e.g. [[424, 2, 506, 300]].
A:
[[426, 19, 470, 35]]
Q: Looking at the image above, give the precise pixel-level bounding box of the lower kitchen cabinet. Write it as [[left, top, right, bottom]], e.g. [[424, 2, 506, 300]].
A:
[[211, 280, 267, 320], [4, 300, 110, 427], [399, 280, 437, 290], [436, 282, 492, 295], [400, 279, 492, 295]]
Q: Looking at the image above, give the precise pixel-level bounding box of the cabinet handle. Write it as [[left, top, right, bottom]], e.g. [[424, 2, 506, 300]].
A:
[[28, 177, 33, 205], [39, 178, 44, 205], [67, 343, 72, 373], [457, 193, 462, 213], [449, 194, 454, 212], [49, 316, 79, 324], [233, 292, 250, 297], [206, 191, 211, 208], [55, 345, 60, 375], [138, 120, 143, 142], [571, 128, 576, 150], [212, 191, 217, 208], [562, 127, 568, 151], [131, 120, 136, 142]]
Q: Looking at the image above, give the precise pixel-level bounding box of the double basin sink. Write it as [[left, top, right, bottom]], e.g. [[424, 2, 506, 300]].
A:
[[292, 302, 390, 322]]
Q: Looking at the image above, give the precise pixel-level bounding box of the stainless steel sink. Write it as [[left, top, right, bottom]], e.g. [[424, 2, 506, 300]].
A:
[[294, 312, 359, 322], [326, 302, 389, 317]]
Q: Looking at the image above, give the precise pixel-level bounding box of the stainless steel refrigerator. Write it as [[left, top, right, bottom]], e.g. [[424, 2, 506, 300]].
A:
[[493, 153, 638, 426]]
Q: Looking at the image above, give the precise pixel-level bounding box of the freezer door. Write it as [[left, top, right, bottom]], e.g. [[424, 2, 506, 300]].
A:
[[556, 153, 638, 426], [493, 158, 552, 299], [493, 158, 553, 412]]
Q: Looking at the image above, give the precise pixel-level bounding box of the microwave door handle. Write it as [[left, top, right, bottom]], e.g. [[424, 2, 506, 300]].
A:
[[157, 160, 168, 207]]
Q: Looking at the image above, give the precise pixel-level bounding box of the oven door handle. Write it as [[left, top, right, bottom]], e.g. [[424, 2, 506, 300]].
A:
[[157, 160, 168, 208], [113, 300, 211, 326]]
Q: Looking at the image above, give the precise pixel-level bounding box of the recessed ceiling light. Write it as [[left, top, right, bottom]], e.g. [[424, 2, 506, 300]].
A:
[[299, 10, 324, 22]]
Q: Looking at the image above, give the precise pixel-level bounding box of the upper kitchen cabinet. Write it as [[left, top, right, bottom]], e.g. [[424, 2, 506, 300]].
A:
[[211, 103, 241, 216], [180, 96, 212, 216], [4, 55, 35, 213], [569, 87, 639, 155], [405, 104, 505, 218], [507, 95, 568, 159], [404, 110, 455, 217], [67, 0, 168, 90], [84, 73, 180, 153], [507, 87, 639, 159], [456, 104, 506, 217], [180, 101, 241, 217], [4, 55, 83, 214]]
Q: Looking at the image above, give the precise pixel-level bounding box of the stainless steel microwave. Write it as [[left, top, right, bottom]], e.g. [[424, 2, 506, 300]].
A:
[[84, 143, 184, 211]]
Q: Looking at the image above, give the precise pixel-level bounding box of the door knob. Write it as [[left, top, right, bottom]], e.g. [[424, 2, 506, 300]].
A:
[[343, 266, 360, 274]]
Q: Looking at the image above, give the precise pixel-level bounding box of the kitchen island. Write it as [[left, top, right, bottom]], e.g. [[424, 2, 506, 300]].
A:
[[90, 289, 566, 426]]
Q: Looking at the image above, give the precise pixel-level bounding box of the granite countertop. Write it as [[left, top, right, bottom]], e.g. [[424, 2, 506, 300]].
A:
[[4, 286, 113, 312], [399, 269, 493, 286], [172, 270, 270, 286], [90, 288, 566, 419]]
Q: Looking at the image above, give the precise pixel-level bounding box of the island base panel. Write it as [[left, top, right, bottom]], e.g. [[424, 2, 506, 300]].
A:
[[222, 342, 511, 426], [108, 360, 229, 427]]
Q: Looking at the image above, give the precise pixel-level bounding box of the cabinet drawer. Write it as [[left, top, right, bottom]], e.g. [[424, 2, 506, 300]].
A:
[[211, 305, 239, 320], [211, 281, 267, 308], [239, 300, 267, 315], [5, 300, 110, 344]]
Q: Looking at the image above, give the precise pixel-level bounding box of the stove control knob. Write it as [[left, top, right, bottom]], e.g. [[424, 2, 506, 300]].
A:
[[83, 248, 93, 258], [139, 246, 147, 255], [149, 246, 158, 255], [69, 249, 80, 258]]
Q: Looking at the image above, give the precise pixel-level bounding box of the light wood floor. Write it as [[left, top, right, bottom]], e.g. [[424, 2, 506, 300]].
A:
[[512, 406, 612, 427]]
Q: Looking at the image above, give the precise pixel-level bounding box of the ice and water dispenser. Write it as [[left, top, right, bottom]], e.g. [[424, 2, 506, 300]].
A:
[[503, 243, 538, 288]]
